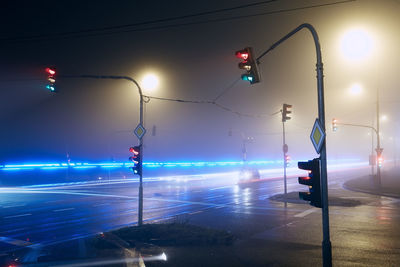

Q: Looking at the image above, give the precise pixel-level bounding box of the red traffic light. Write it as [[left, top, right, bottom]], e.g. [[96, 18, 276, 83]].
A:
[[45, 67, 56, 75], [129, 146, 140, 155], [235, 47, 260, 84], [298, 158, 322, 208], [235, 50, 249, 60]]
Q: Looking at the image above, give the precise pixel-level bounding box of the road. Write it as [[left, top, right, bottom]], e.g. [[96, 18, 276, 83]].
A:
[[0, 165, 399, 266]]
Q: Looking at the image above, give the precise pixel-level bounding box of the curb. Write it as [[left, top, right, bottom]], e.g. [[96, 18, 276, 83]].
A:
[[342, 183, 400, 199]]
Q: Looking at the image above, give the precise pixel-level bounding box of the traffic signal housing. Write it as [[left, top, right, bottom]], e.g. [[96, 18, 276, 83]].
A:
[[129, 146, 141, 175], [377, 156, 383, 167], [235, 47, 260, 84], [282, 104, 292, 122], [298, 158, 322, 208], [45, 67, 57, 92], [284, 154, 291, 167], [332, 118, 338, 132]]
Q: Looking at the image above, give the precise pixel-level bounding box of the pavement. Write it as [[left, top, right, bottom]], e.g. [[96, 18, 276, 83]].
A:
[[343, 167, 400, 198], [1, 166, 399, 266]]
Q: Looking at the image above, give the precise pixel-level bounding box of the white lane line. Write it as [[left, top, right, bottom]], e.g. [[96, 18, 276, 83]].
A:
[[188, 210, 204, 215], [53, 208, 75, 212], [209, 186, 231, 191], [340, 196, 369, 199], [294, 208, 317, 218], [3, 204, 26, 208], [4, 213, 32, 219], [204, 194, 224, 200]]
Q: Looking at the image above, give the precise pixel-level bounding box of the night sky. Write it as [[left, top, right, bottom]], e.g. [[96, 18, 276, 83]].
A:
[[0, 0, 399, 163]]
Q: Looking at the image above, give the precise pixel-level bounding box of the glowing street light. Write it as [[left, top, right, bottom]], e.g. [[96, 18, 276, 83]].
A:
[[340, 28, 373, 61], [141, 73, 159, 93], [349, 83, 362, 95]]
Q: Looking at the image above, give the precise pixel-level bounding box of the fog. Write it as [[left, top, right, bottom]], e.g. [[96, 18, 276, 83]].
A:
[[0, 0, 399, 165]]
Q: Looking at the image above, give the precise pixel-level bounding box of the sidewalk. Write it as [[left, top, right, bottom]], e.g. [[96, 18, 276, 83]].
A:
[[343, 168, 400, 198]]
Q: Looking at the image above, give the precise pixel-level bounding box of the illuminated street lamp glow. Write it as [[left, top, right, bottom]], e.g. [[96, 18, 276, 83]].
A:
[[141, 73, 159, 92], [340, 28, 373, 61], [349, 83, 362, 95]]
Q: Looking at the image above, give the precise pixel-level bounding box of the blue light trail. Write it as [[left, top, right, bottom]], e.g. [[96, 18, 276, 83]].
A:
[[0, 159, 364, 172]]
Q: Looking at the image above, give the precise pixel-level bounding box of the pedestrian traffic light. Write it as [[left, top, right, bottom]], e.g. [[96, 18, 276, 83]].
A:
[[298, 158, 322, 208], [284, 154, 291, 167], [282, 103, 292, 122], [235, 47, 260, 84], [332, 118, 338, 132], [129, 146, 141, 175], [45, 67, 57, 92]]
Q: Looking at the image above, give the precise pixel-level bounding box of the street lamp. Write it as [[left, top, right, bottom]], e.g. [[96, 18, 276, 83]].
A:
[[141, 73, 159, 93], [349, 83, 362, 95], [340, 28, 373, 61], [340, 27, 382, 187]]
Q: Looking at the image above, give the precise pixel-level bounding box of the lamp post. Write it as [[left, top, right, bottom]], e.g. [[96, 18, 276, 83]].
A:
[[61, 74, 146, 225], [256, 23, 332, 267]]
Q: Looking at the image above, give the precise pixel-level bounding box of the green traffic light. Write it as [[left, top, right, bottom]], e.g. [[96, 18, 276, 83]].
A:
[[46, 85, 56, 92], [241, 74, 254, 82]]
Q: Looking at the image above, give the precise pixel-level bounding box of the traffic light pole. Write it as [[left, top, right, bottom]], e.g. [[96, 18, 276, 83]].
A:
[[138, 89, 144, 226], [376, 89, 382, 188], [282, 118, 287, 196], [257, 23, 332, 267], [333, 121, 381, 187], [61, 74, 145, 226]]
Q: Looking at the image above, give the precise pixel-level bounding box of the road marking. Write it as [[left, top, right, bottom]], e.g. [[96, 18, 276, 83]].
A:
[[204, 194, 224, 200], [53, 208, 75, 212], [4, 213, 32, 219], [188, 210, 203, 215], [294, 208, 317, 218], [209, 186, 231, 191], [340, 196, 369, 199], [2, 204, 26, 208]]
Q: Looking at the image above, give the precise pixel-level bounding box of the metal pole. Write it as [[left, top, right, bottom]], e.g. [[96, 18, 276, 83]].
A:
[[376, 88, 382, 188], [138, 94, 144, 226], [257, 24, 332, 266], [282, 119, 287, 196], [371, 128, 375, 176], [60, 74, 145, 226]]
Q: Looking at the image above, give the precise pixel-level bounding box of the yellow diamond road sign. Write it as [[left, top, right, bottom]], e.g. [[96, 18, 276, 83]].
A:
[[310, 119, 325, 154], [134, 124, 146, 139]]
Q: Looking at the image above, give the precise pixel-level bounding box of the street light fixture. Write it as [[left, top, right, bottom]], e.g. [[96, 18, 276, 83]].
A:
[[141, 73, 159, 93], [349, 83, 362, 95], [340, 28, 373, 61]]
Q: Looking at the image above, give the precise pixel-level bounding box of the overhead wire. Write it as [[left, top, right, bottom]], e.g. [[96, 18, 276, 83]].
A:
[[1, 0, 278, 42], [1, 0, 356, 43]]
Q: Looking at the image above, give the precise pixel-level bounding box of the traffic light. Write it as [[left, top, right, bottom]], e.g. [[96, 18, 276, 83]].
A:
[[235, 47, 260, 84], [129, 146, 141, 175], [282, 103, 292, 122], [284, 154, 291, 167], [45, 67, 57, 92], [377, 156, 383, 167], [298, 158, 322, 208], [332, 118, 338, 132]]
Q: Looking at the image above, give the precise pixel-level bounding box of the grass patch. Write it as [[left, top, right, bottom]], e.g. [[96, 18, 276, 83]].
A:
[[109, 223, 236, 247]]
